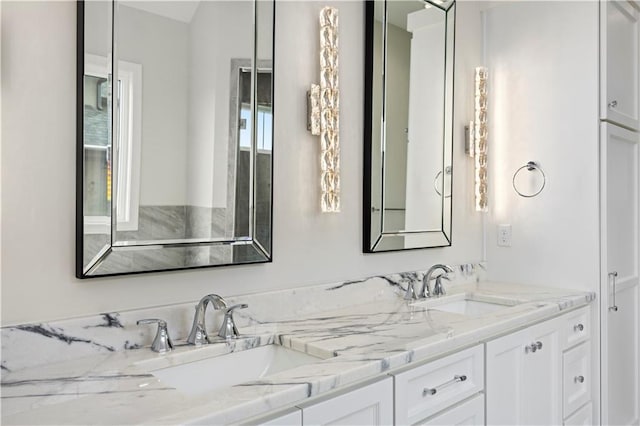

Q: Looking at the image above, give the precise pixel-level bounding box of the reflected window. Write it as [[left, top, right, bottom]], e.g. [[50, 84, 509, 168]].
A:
[[239, 105, 273, 152], [238, 70, 273, 153], [83, 54, 141, 234]]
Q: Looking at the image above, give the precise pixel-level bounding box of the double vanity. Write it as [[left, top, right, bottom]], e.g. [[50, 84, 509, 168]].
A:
[[1, 267, 595, 425]]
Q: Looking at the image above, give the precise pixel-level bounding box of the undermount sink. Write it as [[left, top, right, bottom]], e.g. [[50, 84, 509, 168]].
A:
[[411, 294, 514, 317], [147, 345, 324, 395]]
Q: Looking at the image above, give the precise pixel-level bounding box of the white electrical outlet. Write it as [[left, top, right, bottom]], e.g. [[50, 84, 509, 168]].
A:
[[497, 224, 512, 247]]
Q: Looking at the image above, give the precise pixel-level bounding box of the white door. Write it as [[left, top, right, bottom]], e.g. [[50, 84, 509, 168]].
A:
[[486, 317, 562, 425], [600, 122, 640, 425], [601, 0, 640, 130], [300, 378, 393, 425]]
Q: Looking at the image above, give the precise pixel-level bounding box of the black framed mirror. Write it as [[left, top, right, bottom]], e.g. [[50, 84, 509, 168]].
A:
[[77, 0, 275, 277], [364, 0, 455, 253]]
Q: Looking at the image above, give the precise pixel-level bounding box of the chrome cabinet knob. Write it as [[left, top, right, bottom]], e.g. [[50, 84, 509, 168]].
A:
[[574, 323, 584, 332], [525, 341, 543, 354], [609, 100, 618, 108], [575, 375, 585, 384], [137, 318, 173, 353]]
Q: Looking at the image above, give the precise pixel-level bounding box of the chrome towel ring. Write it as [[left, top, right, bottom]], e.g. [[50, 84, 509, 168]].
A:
[[512, 161, 546, 198], [434, 166, 452, 198]]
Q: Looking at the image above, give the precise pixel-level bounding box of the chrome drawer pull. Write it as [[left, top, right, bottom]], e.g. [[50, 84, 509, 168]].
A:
[[574, 375, 585, 384], [422, 375, 467, 396], [525, 341, 543, 354], [574, 323, 584, 332], [609, 100, 618, 109]]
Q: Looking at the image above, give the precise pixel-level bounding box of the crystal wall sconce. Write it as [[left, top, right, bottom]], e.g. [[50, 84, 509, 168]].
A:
[[473, 67, 488, 212], [307, 6, 340, 213]]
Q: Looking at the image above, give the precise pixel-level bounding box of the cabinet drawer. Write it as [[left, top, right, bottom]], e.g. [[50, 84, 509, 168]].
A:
[[299, 377, 393, 425], [563, 342, 591, 418], [562, 307, 590, 349], [241, 407, 302, 426], [393, 345, 484, 425], [563, 402, 592, 426], [417, 394, 484, 426]]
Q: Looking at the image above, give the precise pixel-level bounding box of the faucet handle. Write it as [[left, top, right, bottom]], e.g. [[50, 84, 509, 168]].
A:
[[404, 282, 417, 300], [137, 319, 173, 353], [226, 303, 249, 312], [218, 304, 248, 339], [433, 276, 448, 297], [429, 273, 451, 281]]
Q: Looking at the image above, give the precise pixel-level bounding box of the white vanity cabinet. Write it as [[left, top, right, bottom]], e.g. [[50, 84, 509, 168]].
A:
[[486, 315, 563, 425], [247, 308, 593, 426], [297, 377, 393, 425], [247, 408, 302, 426], [600, 0, 640, 130], [486, 307, 593, 425], [392, 345, 484, 425], [563, 402, 593, 426], [418, 394, 485, 426]]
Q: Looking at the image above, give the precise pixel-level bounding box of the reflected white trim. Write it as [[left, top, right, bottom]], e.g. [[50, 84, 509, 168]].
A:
[[84, 54, 141, 234]]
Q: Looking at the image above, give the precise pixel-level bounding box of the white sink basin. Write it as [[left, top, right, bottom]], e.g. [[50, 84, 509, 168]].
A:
[[148, 345, 323, 395], [411, 294, 514, 317]]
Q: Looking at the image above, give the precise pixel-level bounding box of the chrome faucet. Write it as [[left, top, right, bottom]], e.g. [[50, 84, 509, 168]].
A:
[[187, 294, 228, 345], [420, 264, 454, 299]]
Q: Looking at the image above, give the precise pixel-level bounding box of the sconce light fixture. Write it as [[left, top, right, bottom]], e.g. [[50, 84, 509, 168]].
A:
[[308, 6, 340, 213], [474, 67, 488, 212]]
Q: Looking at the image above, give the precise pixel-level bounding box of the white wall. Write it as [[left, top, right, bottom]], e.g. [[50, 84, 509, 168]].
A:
[[84, 2, 190, 206], [405, 10, 446, 231], [483, 1, 600, 290], [379, 23, 410, 231], [117, 5, 189, 206], [0, 0, 483, 326], [187, 1, 253, 209]]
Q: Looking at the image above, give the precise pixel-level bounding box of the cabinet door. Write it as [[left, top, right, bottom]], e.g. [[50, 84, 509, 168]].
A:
[[486, 325, 529, 424], [564, 402, 593, 426], [486, 317, 562, 425], [300, 378, 393, 425], [418, 394, 485, 426], [600, 122, 640, 425], [522, 319, 562, 425], [601, 0, 640, 130]]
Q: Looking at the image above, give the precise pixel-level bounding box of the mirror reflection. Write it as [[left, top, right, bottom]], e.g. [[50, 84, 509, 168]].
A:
[[364, 0, 455, 252], [78, 0, 274, 277]]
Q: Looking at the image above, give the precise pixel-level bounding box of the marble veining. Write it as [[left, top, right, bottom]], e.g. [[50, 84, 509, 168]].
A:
[[1, 267, 598, 425], [0, 263, 486, 374]]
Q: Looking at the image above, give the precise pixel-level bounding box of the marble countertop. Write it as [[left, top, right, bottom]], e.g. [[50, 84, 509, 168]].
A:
[[1, 281, 595, 425]]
